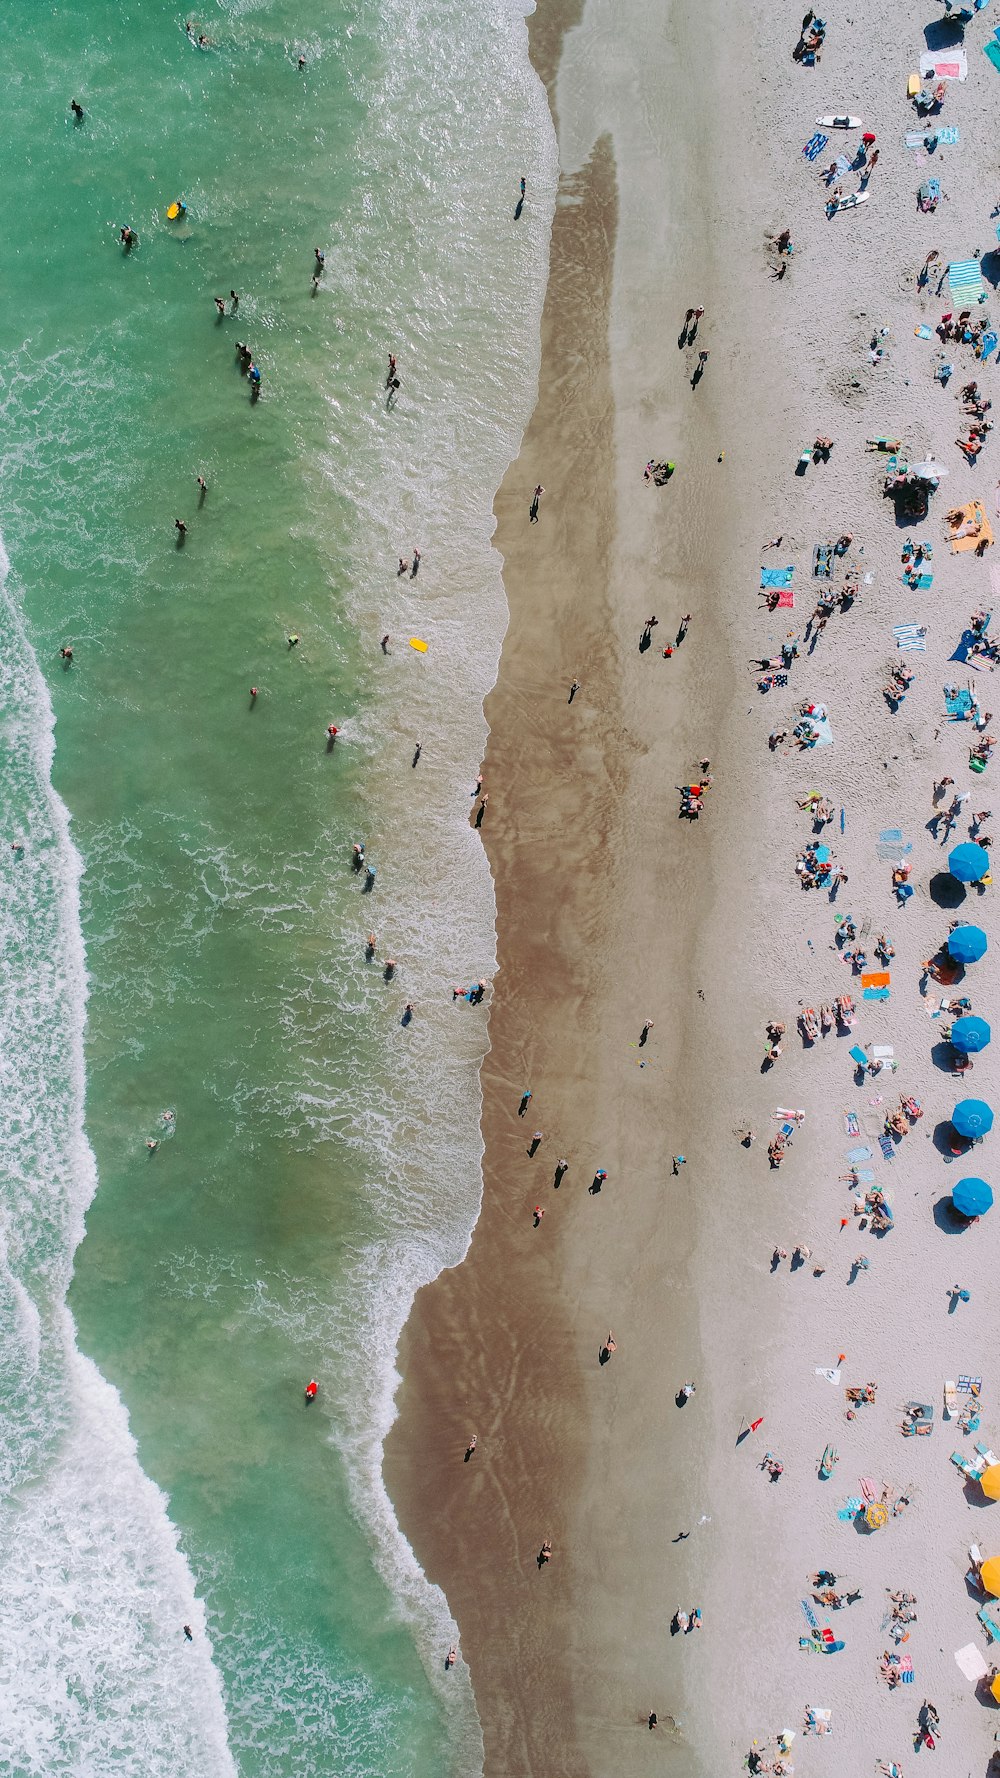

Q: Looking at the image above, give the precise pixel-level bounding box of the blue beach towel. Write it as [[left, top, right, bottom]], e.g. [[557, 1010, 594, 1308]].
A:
[[845, 1145, 873, 1163], [982, 330, 999, 362], [879, 1134, 895, 1160], [946, 687, 973, 717], [863, 986, 890, 1000], [986, 38, 1000, 70], [803, 131, 828, 160], [894, 624, 927, 651], [761, 566, 794, 588], [936, 124, 961, 145]]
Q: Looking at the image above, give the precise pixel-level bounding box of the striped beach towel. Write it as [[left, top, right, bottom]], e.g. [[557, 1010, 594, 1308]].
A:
[[894, 623, 927, 650], [879, 1134, 895, 1160], [900, 1656, 914, 1683], [950, 257, 985, 303]]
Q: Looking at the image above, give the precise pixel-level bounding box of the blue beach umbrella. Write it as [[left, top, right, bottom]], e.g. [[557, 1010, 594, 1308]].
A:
[[949, 842, 991, 883], [952, 1176, 994, 1218], [952, 1016, 992, 1053], [948, 924, 989, 964], [953, 1098, 995, 1139]]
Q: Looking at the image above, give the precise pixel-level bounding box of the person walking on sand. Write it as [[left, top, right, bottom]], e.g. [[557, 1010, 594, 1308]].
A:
[[672, 1155, 686, 1174], [640, 1019, 654, 1045], [518, 1089, 532, 1116], [532, 1205, 544, 1226], [529, 1130, 543, 1155], [568, 679, 580, 703], [529, 484, 543, 522], [464, 1434, 477, 1460], [475, 793, 488, 828], [600, 1331, 616, 1363], [677, 613, 691, 643]]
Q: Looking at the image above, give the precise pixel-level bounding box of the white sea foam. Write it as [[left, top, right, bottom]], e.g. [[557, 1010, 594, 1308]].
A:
[[0, 542, 235, 1775]]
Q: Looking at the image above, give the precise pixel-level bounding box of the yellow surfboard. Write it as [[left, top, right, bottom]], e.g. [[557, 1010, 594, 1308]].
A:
[[409, 637, 428, 653]]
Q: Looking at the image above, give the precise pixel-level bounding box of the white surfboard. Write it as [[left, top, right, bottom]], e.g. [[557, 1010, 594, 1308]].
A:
[[817, 114, 862, 128]]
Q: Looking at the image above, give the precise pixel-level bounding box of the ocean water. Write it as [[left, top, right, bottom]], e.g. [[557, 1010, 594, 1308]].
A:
[[0, 2, 555, 1774]]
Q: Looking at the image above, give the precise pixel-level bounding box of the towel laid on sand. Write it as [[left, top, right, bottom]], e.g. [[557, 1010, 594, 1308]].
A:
[[761, 565, 794, 587]]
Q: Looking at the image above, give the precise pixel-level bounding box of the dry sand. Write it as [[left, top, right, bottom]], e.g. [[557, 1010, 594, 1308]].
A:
[[387, 0, 1000, 1772]]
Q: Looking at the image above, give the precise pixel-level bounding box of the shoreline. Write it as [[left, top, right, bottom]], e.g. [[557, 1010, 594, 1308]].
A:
[[390, 0, 1000, 1772]]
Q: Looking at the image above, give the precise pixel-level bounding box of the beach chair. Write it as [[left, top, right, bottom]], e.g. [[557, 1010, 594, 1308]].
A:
[[945, 1380, 960, 1417]]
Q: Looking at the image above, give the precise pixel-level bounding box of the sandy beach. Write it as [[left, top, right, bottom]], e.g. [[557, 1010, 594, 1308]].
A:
[[388, 0, 1000, 1771]]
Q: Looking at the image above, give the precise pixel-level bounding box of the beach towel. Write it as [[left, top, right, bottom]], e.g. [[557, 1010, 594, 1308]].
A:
[[951, 628, 993, 668], [894, 624, 927, 651], [837, 1496, 862, 1520], [863, 987, 890, 1001], [856, 1168, 875, 1182], [811, 715, 833, 747], [879, 1134, 895, 1161], [859, 1476, 876, 1501], [935, 124, 961, 145], [761, 566, 794, 587], [907, 571, 933, 589], [955, 1642, 989, 1683], [900, 1656, 914, 1683], [958, 1375, 983, 1393], [861, 972, 890, 989], [848, 1047, 868, 1069], [843, 1109, 859, 1134], [803, 131, 829, 161], [981, 330, 999, 362], [920, 49, 967, 79], [985, 38, 1000, 71], [915, 323, 933, 339], [950, 500, 993, 553], [845, 1144, 873, 1163], [950, 258, 984, 304], [944, 686, 973, 717], [776, 587, 795, 608]]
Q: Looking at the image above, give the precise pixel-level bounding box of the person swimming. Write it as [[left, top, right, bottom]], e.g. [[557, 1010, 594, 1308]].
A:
[[304, 1379, 318, 1402]]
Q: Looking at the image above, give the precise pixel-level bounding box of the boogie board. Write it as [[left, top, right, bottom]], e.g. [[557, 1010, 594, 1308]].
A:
[[166, 202, 182, 220], [817, 114, 862, 127]]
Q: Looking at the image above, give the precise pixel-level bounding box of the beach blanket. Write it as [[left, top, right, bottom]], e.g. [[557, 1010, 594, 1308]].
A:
[[859, 1476, 876, 1500], [955, 1642, 989, 1683], [864, 987, 890, 1001], [761, 566, 794, 587], [985, 38, 1000, 71], [776, 587, 795, 608], [876, 828, 912, 860], [861, 972, 890, 989], [951, 628, 993, 668], [949, 258, 985, 304], [844, 1145, 873, 1163], [981, 330, 999, 362], [900, 1656, 914, 1683], [878, 1134, 895, 1161], [894, 624, 927, 651], [950, 500, 993, 553], [803, 131, 829, 161], [936, 124, 961, 145], [920, 49, 968, 79], [810, 715, 833, 747], [837, 1496, 862, 1520], [945, 687, 973, 718], [958, 1375, 983, 1392], [856, 1168, 875, 1182]]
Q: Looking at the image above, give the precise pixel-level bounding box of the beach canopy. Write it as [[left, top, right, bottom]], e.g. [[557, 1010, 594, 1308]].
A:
[[949, 842, 990, 882], [952, 1176, 994, 1218], [948, 924, 988, 964], [911, 458, 949, 480], [984, 1465, 1000, 1502], [952, 1098, 994, 1139], [981, 1557, 1000, 1597], [952, 1016, 992, 1053]]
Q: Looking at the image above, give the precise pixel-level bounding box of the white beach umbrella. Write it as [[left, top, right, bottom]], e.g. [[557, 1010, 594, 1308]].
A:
[[910, 459, 949, 479]]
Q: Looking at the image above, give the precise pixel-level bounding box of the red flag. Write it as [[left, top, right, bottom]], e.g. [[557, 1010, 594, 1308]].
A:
[[749, 1417, 764, 1432]]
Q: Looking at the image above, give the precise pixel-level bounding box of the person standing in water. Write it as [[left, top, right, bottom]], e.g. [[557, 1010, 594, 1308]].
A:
[[174, 518, 187, 542], [70, 98, 84, 122], [197, 474, 207, 501]]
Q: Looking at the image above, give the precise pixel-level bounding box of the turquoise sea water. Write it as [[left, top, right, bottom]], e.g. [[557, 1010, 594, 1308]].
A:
[[0, 2, 554, 1772]]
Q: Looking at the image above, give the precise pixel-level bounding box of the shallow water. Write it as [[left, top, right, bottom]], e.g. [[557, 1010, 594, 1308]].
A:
[[0, 0, 555, 1771]]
